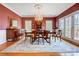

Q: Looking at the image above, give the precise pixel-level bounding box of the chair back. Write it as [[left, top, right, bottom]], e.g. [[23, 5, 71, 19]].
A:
[[43, 30, 49, 38], [57, 30, 62, 35], [32, 30, 37, 38]]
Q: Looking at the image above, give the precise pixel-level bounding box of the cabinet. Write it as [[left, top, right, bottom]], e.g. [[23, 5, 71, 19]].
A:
[[6, 28, 18, 42]]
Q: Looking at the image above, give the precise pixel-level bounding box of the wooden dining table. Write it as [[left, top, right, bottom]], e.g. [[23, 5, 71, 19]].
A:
[[25, 30, 62, 44], [25, 31, 50, 44]]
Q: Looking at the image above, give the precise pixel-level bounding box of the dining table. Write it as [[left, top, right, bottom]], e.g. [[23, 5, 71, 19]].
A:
[[25, 30, 62, 44]]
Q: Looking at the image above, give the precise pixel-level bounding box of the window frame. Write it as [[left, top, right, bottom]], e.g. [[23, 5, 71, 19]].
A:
[[58, 10, 79, 40]]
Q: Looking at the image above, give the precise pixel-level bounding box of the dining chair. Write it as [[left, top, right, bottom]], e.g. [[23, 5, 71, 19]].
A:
[[25, 30, 32, 44], [31, 30, 37, 44], [57, 30, 62, 41], [43, 30, 50, 44], [52, 31, 57, 42]]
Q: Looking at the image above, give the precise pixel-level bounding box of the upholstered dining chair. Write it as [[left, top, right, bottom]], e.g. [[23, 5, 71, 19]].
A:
[[31, 29, 37, 44], [56, 30, 62, 41], [43, 30, 50, 44], [52, 31, 57, 42], [25, 30, 32, 44]]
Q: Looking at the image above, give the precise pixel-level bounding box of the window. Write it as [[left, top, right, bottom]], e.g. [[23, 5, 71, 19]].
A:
[[59, 10, 79, 40], [65, 16, 72, 38], [74, 13, 79, 40], [12, 20, 18, 27], [59, 18, 65, 36], [25, 20, 32, 32], [46, 20, 52, 31], [59, 16, 72, 38]]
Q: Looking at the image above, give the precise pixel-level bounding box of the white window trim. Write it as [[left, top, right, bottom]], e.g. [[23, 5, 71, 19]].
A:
[[58, 10, 79, 39]]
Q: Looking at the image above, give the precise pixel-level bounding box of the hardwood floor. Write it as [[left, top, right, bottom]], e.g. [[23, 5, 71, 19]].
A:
[[0, 37, 78, 56], [0, 52, 60, 56], [0, 41, 17, 51], [61, 36, 79, 47], [0, 40, 60, 56]]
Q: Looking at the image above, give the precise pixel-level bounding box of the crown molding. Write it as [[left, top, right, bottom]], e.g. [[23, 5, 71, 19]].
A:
[[1, 3, 22, 17]]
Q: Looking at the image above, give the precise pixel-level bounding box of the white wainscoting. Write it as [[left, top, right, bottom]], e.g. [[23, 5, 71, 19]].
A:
[[0, 30, 6, 44]]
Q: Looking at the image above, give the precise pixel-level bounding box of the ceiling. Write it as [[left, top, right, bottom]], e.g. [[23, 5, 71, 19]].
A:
[[2, 3, 75, 17]]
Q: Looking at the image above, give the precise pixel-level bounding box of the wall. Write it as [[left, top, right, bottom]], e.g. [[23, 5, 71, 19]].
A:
[[0, 4, 21, 44], [0, 4, 22, 30], [21, 17, 35, 29], [21, 17, 57, 30], [56, 3, 79, 28], [57, 3, 79, 19], [0, 30, 6, 44], [0, 4, 57, 44], [43, 17, 57, 29]]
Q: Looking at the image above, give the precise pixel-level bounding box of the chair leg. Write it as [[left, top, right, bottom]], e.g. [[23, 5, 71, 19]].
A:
[[31, 39, 33, 44], [56, 36, 58, 41], [54, 36, 56, 42], [49, 38, 51, 44], [52, 36, 54, 41], [60, 36, 62, 42], [42, 38, 44, 45], [31, 38, 35, 44], [30, 37, 32, 44], [38, 38, 39, 45]]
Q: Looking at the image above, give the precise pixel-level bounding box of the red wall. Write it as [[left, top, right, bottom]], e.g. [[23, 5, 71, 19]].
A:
[[57, 3, 79, 19], [21, 17, 57, 30], [1, 3, 79, 30], [21, 17, 35, 29], [0, 4, 22, 30], [43, 17, 57, 29], [0, 4, 57, 30]]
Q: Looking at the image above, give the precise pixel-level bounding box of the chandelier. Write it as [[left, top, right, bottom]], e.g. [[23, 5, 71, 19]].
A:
[[34, 4, 43, 22]]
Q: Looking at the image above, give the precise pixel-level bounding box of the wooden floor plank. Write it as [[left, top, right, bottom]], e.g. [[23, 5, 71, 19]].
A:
[[0, 52, 60, 56], [0, 41, 19, 51]]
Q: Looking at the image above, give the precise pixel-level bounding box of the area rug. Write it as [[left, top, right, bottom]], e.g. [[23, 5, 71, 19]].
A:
[[1, 37, 79, 53]]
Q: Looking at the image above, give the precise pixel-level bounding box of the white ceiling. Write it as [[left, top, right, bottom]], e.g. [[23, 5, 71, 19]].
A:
[[2, 3, 75, 17]]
